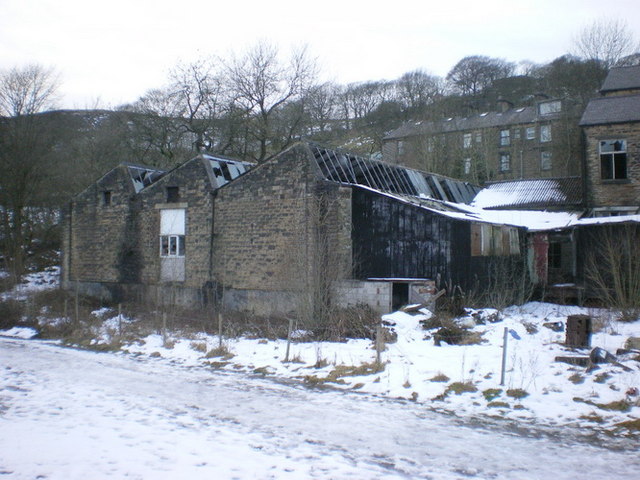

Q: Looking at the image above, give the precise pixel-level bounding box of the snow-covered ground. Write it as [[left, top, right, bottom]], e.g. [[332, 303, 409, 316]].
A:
[[123, 307, 637, 432], [1, 268, 639, 435], [2, 337, 639, 480]]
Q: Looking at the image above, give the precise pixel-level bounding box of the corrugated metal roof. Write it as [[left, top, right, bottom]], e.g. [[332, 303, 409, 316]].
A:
[[310, 144, 481, 204], [472, 177, 583, 210], [579, 94, 640, 126], [600, 65, 640, 93]]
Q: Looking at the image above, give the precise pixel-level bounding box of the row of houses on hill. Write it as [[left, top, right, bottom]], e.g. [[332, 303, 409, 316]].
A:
[[62, 66, 640, 316]]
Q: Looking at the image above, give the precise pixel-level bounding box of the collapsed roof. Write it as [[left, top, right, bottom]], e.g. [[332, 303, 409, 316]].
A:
[[203, 154, 253, 189], [127, 165, 166, 193], [310, 144, 480, 204]]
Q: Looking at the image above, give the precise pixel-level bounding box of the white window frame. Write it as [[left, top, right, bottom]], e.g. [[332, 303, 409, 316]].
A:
[[499, 153, 510, 172], [159, 208, 186, 258], [463, 158, 471, 175], [463, 133, 472, 149], [526, 126, 536, 140], [160, 235, 185, 258], [500, 129, 510, 146], [599, 139, 627, 180], [539, 100, 562, 115], [540, 125, 552, 143]]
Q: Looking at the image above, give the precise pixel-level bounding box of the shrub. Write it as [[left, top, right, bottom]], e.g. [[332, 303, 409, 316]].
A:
[[313, 304, 380, 341], [430, 373, 450, 382], [483, 388, 503, 401], [506, 388, 529, 399], [446, 381, 478, 395], [0, 299, 25, 330]]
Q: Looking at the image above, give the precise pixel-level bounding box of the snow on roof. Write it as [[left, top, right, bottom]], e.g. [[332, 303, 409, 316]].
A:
[[359, 184, 640, 232], [353, 184, 578, 230], [471, 178, 582, 210]]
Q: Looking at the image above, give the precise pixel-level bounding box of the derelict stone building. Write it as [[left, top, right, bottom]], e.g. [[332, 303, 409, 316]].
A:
[[62, 142, 532, 315]]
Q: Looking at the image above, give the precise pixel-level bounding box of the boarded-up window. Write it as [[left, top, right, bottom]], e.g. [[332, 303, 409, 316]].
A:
[[492, 226, 503, 255], [509, 228, 520, 255], [481, 224, 492, 256], [502, 228, 511, 255], [472, 224, 520, 257], [471, 224, 482, 256], [160, 209, 185, 235]]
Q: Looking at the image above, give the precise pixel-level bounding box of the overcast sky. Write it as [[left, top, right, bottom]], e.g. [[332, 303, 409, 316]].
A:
[[1, 0, 639, 109]]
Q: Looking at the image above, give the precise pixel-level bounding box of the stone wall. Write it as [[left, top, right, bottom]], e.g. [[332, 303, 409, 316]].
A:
[[583, 122, 640, 207], [137, 157, 215, 291], [63, 144, 356, 316], [212, 143, 353, 314], [63, 165, 139, 286]]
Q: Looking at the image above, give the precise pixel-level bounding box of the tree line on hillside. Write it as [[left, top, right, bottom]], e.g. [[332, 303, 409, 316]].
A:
[[0, 19, 638, 281]]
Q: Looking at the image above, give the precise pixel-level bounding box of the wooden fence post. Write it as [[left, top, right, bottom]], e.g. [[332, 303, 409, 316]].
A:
[[285, 318, 294, 362], [376, 325, 383, 366], [218, 312, 223, 348], [500, 327, 508, 386], [118, 303, 122, 336]]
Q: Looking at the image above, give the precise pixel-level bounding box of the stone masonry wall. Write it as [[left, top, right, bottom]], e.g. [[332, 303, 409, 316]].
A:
[[66, 166, 138, 285], [212, 144, 352, 298], [137, 157, 214, 291], [584, 122, 640, 207]]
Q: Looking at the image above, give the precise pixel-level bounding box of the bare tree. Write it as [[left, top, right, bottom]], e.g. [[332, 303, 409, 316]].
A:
[[446, 55, 515, 97], [304, 82, 339, 133], [169, 58, 225, 151], [573, 18, 639, 69], [0, 65, 59, 117], [585, 224, 640, 321], [395, 69, 443, 112], [223, 41, 318, 162], [124, 87, 189, 165], [0, 65, 60, 281]]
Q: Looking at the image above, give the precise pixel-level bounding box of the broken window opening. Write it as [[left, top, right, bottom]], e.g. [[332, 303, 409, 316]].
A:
[[599, 139, 627, 180], [166, 186, 180, 203], [102, 191, 112, 206]]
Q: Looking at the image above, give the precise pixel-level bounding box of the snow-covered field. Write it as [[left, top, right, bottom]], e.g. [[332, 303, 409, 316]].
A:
[[2, 337, 640, 480]]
